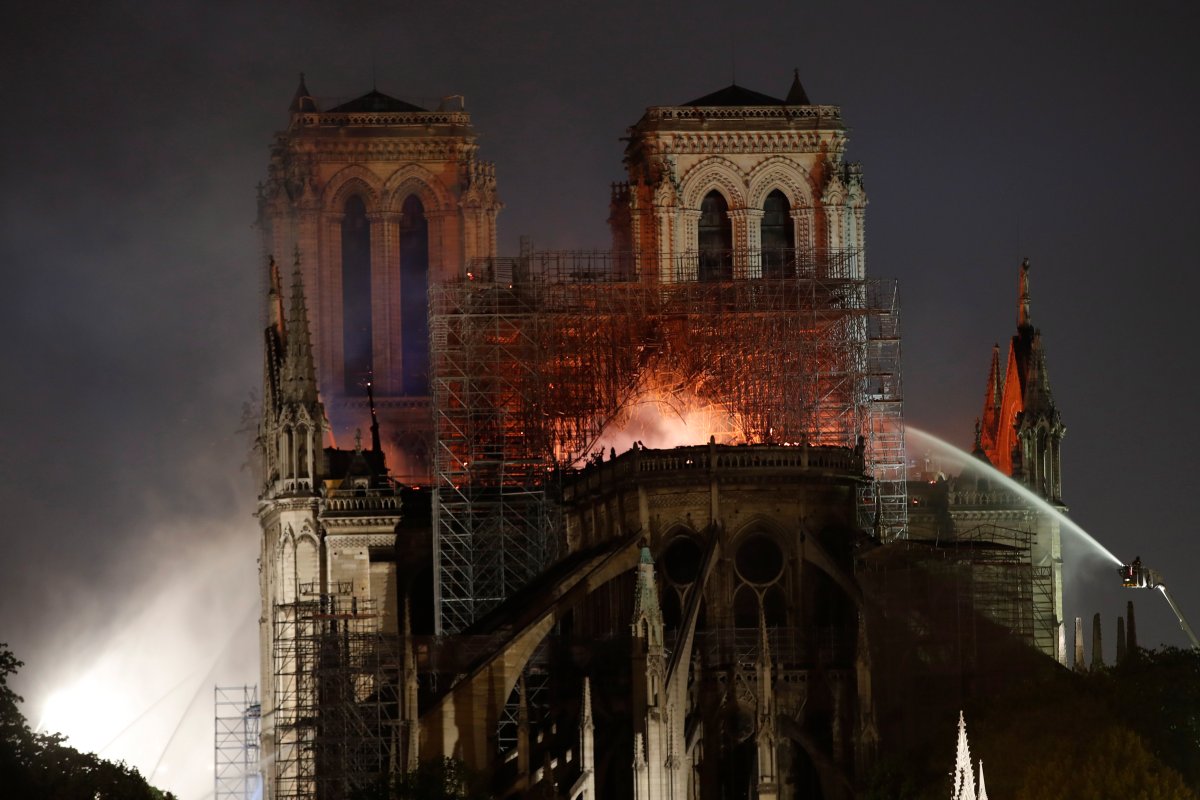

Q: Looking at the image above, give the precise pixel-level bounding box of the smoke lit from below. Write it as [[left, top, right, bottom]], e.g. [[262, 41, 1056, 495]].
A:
[[31, 513, 259, 800], [583, 388, 736, 461]]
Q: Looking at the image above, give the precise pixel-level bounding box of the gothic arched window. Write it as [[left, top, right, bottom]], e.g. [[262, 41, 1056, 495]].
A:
[[341, 195, 372, 394], [698, 190, 732, 281], [399, 194, 430, 394], [733, 585, 759, 628], [761, 190, 794, 278]]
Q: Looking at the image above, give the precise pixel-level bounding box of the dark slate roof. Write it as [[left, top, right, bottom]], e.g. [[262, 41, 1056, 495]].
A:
[[684, 84, 786, 107], [328, 90, 427, 113], [325, 446, 389, 487], [684, 71, 814, 107]]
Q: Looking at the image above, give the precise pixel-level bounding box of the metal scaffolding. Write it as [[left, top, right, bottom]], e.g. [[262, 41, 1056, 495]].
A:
[[272, 593, 399, 800], [951, 522, 1038, 644], [215, 685, 261, 800], [430, 248, 906, 633]]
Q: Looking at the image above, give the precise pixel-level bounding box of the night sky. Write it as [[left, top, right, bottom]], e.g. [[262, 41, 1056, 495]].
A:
[[3, 2, 1198, 797]]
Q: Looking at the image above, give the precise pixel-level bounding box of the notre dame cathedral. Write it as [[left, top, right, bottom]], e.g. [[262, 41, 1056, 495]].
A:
[[254, 71, 1066, 799]]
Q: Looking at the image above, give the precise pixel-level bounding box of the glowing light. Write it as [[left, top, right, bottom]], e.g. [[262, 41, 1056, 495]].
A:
[[585, 385, 736, 463], [24, 511, 261, 800], [907, 426, 1123, 566], [38, 672, 133, 754]]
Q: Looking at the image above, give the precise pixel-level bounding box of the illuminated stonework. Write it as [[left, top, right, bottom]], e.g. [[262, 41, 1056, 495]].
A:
[[254, 72, 1062, 800], [258, 78, 501, 481]]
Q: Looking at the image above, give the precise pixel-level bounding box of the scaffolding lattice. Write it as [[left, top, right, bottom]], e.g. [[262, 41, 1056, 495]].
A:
[[952, 523, 1037, 643], [215, 685, 261, 800], [430, 249, 907, 633], [272, 594, 398, 800]]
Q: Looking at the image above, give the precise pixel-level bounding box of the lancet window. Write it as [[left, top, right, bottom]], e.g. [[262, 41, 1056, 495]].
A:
[[399, 194, 430, 395], [341, 195, 372, 394], [698, 190, 733, 281], [760, 189, 794, 278]]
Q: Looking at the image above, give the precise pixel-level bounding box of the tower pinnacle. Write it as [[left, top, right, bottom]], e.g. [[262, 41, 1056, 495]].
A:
[[267, 256, 285, 338], [283, 254, 319, 405], [1018, 257, 1032, 330], [289, 72, 317, 113], [785, 68, 811, 105], [631, 547, 664, 648], [951, 711, 976, 800]]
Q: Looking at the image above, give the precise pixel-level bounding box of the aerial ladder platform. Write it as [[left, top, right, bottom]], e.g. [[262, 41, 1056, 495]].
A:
[[1119, 557, 1200, 650]]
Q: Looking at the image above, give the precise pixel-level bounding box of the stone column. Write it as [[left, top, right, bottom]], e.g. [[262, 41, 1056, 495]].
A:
[[675, 210, 700, 282], [1073, 616, 1084, 671], [790, 207, 814, 274], [730, 208, 764, 279], [322, 211, 346, 397], [658, 208, 682, 282], [369, 211, 402, 395], [425, 209, 457, 282]]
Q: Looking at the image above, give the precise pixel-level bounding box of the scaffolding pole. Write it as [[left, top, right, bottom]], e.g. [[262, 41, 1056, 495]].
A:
[[430, 248, 907, 633], [272, 593, 398, 800], [215, 685, 261, 800]]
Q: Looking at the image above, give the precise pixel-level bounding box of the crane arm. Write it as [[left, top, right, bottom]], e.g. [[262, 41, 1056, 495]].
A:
[[1119, 559, 1200, 651], [1156, 585, 1200, 650]]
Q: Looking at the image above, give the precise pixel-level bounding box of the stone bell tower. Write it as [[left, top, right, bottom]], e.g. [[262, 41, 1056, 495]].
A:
[[611, 70, 866, 283], [257, 75, 501, 480]]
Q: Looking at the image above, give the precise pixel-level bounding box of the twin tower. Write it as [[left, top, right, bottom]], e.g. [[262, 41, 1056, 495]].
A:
[[256, 73, 868, 482]]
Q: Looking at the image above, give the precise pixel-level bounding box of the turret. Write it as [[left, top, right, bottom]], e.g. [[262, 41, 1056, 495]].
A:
[[630, 547, 666, 800], [976, 258, 1065, 501], [951, 711, 977, 800], [755, 613, 779, 800], [576, 677, 596, 800], [259, 254, 326, 497]]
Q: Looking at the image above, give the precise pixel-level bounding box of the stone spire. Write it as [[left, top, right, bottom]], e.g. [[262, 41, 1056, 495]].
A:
[[1023, 331, 1057, 417], [1117, 615, 1128, 663], [1092, 613, 1104, 670], [756, 612, 779, 800], [986, 343, 1002, 416], [516, 675, 531, 779], [577, 677, 596, 800], [951, 711, 976, 800], [366, 371, 382, 454], [630, 546, 665, 800], [977, 343, 1003, 464], [977, 760, 989, 800], [631, 547, 664, 649], [283, 254, 320, 406], [261, 256, 286, 418], [1074, 616, 1085, 671], [267, 255, 285, 339], [632, 731, 648, 800], [1018, 256, 1032, 331], [1008, 257, 1064, 500], [401, 596, 419, 771], [260, 253, 325, 495]]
